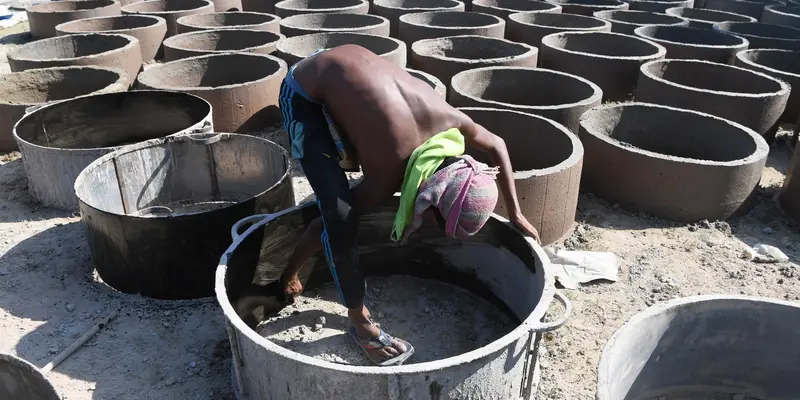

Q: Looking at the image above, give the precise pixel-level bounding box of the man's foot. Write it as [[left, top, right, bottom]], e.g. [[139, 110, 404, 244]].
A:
[[348, 326, 415, 366], [280, 273, 303, 304]]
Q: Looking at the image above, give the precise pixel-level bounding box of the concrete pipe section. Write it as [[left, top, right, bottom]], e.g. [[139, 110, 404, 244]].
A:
[[539, 31, 666, 102], [545, 0, 628, 16], [273, 0, 368, 18], [704, 0, 781, 19], [406, 67, 447, 98], [162, 29, 284, 60], [460, 107, 583, 245], [26, 0, 121, 38], [6, 33, 143, 88], [450, 66, 602, 133], [633, 25, 748, 64], [780, 144, 800, 221], [636, 59, 790, 142], [714, 21, 800, 51], [177, 11, 280, 33], [410, 35, 538, 91], [762, 5, 800, 28], [592, 9, 688, 34], [137, 52, 287, 132], [216, 198, 569, 398], [0, 353, 61, 400], [398, 11, 505, 46], [597, 295, 800, 399], [276, 32, 407, 66], [279, 12, 390, 37], [12, 91, 213, 210], [507, 12, 611, 47], [471, 0, 562, 21], [55, 15, 168, 62], [0, 66, 127, 153], [371, 0, 465, 37], [665, 6, 756, 29], [76, 133, 293, 299], [579, 103, 768, 221], [121, 0, 215, 38], [623, 0, 692, 13], [736, 49, 800, 125]]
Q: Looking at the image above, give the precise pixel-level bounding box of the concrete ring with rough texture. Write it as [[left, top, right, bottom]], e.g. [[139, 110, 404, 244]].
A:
[[372, 0, 465, 36], [406, 68, 446, 98], [55, 15, 167, 62], [507, 12, 611, 47], [704, 0, 781, 20], [276, 32, 407, 66], [762, 5, 800, 28], [713, 21, 800, 51], [579, 102, 768, 222], [121, 0, 215, 37], [471, 0, 562, 21], [539, 31, 665, 101], [593, 9, 688, 34], [6, 33, 143, 88], [664, 6, 755, 29], [735, 49, 800, 123], [459, 107, 583, 246], [27, 0, 121, 38], [450, 66, 602, 133], [163, 29, 284, 60], [410, 35, 538, 91], [279, 12, 390, 37], [398, 11, 505, 45], [177, 11, 280, 33], [546, 0, 628, 16], [633, 25, 748, 64], [136, 52, 287, 132], [623, 0, 692, 13], [0, 66, 128, 152], [635, 58, 790, 143], [273, 0, 368, 18]]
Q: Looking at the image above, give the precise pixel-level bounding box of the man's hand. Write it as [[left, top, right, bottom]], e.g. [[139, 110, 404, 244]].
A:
[[511, 212, 541, 244]]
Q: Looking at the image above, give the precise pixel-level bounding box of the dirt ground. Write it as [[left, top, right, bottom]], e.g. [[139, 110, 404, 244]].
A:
[[2, 20, 800, 400]]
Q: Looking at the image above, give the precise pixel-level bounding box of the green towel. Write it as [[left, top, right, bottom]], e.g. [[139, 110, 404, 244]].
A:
[[390, 128, 465, 242]]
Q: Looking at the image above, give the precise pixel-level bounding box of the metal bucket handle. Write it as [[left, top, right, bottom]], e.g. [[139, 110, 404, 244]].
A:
[[529, 291, 572, 333], [171, 131, 230, 145], [520, 291, 572, 398], [229, 209, 297, 244]]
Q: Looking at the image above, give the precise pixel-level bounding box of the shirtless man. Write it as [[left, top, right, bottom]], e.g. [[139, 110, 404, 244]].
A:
[[278, 45, 540, 366]]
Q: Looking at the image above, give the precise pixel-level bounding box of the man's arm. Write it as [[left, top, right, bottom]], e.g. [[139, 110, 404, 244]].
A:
[[458, 117, 541, 243]]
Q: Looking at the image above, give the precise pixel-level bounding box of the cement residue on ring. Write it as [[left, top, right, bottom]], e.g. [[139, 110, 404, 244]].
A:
[[635, 59, 790, 141], [398, 10, 506, 45], [121, 0, 215, 37], [633, 25, 748, 64], [176, 11, 281, 33], [273, 0, 369, 18], [450, 66, 601, 133], [55, 15, 168, 62], [507, 12, 611, 47], [276, 32, 407, 66], [279, 12, 390, 37], [621, 0, 691, 13], [471, 0, 562, 20], [704, 0, 781, 19], [0, 66, 127, 152], [592, 9, 688, 34], [545, 0, 629, 16], [735, 48, 800, 122], [579, 102, 768, 221], [162, 29, 285, 61], [371, 0, 465, 36], [405, 68, 446, 98], [256, 276, 514, 366], [664, 6, 755, 29], [762, 4, 800, 28], [6, 33, 143, 87], [26, 0, 121, 38], [136, 52, 288, 132], [713, 21, 800, 51], [410, 35, 538, 87], [539, 31, 665, 101]]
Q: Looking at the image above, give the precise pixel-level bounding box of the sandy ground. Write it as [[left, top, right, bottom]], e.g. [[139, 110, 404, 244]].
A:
[[2, 20, 800, 400]]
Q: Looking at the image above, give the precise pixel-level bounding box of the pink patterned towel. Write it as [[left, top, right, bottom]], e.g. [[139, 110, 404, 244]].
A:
[[403, 155, 499, 240]]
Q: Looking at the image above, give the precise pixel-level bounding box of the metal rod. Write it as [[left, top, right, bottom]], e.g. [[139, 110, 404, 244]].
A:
[[41, 309, 120, 374]]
